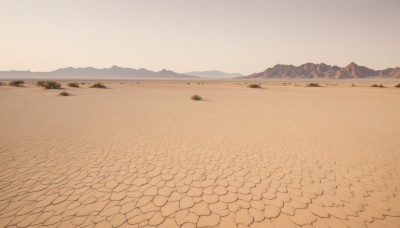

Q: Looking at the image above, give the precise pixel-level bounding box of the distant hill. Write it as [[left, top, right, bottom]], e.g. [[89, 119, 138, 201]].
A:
[[239, 62, 400, 79], [184, 70, 243, 78], [0, 66, 196, 79]]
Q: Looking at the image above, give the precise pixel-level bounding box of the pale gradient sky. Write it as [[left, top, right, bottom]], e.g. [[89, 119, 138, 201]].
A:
[[1, 0, 399, 74]]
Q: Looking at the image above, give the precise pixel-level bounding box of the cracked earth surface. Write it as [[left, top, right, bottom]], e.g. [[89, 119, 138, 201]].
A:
[[0, 82, 399, 227]]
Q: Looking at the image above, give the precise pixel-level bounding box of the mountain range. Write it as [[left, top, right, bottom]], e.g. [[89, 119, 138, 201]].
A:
[[240, 62, 400, 79], [1, 63, 399, 79], [184, 70, 243, 78], [0, 66, 196, 79]]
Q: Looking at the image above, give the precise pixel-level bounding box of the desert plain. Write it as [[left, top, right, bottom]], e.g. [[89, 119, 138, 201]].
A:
[[0, 81, 399, 228]]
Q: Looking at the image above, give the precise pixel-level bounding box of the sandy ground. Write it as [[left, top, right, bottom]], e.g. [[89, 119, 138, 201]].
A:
[[0, 81, 399, 228]]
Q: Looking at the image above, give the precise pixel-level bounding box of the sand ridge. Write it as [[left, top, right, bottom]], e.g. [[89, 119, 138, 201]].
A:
[[0, 82, 399, 227]]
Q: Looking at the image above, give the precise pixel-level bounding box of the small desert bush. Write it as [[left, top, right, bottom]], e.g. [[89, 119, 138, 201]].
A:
[[43, 81, 62, 89], [90, 83, 107, 88], [191, 95, 202, 100], [68, 82, 79, 88], [36, 81, 46, 87], [9, 80, 24, 87], [307, 83, 321, 87], [248, 84, 262, 88], [59, 91, 69, 96], [371, 84, 384, 88], [395, 83, 400, 88], [0, 82, 4, 86]]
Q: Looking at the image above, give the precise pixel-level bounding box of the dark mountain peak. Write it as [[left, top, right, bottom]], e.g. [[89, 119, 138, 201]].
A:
[[268, 64, 295, 72], [341, 62, 376, 78], [344, 62, 361, 71], [273, 63, 294, 68], [301, 62, 317, 66]]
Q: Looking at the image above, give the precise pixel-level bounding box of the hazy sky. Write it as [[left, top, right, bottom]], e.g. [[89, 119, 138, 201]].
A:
[[1, 0, 399, 74]]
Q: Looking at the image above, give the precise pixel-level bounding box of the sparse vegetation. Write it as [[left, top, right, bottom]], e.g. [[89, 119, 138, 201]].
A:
[[59, 91, 69, 96], [43, 81, 62, 89], [9, 80, 25, 87], [191, 95, 202, 100], [248, 84, 262, 88], [351, 83, 355, 87], [395, 83, 400, 88], [372, 84, 385, 88], [307, 83, 321, 87], [36, 81, 46, 87], [90, 83, 107, 88], [67, 82, 79, 88], [0, 82, 4, 86]]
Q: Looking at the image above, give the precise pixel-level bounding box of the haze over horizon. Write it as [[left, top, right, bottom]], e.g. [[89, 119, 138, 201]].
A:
[[1, 0, 399, 75]]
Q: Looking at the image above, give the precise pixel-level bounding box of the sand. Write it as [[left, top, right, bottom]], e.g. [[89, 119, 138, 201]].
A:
[[0, 81, 399, 227]]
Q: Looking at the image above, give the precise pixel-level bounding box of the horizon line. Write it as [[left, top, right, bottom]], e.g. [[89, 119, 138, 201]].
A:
[[1, 61, 400, 74]]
